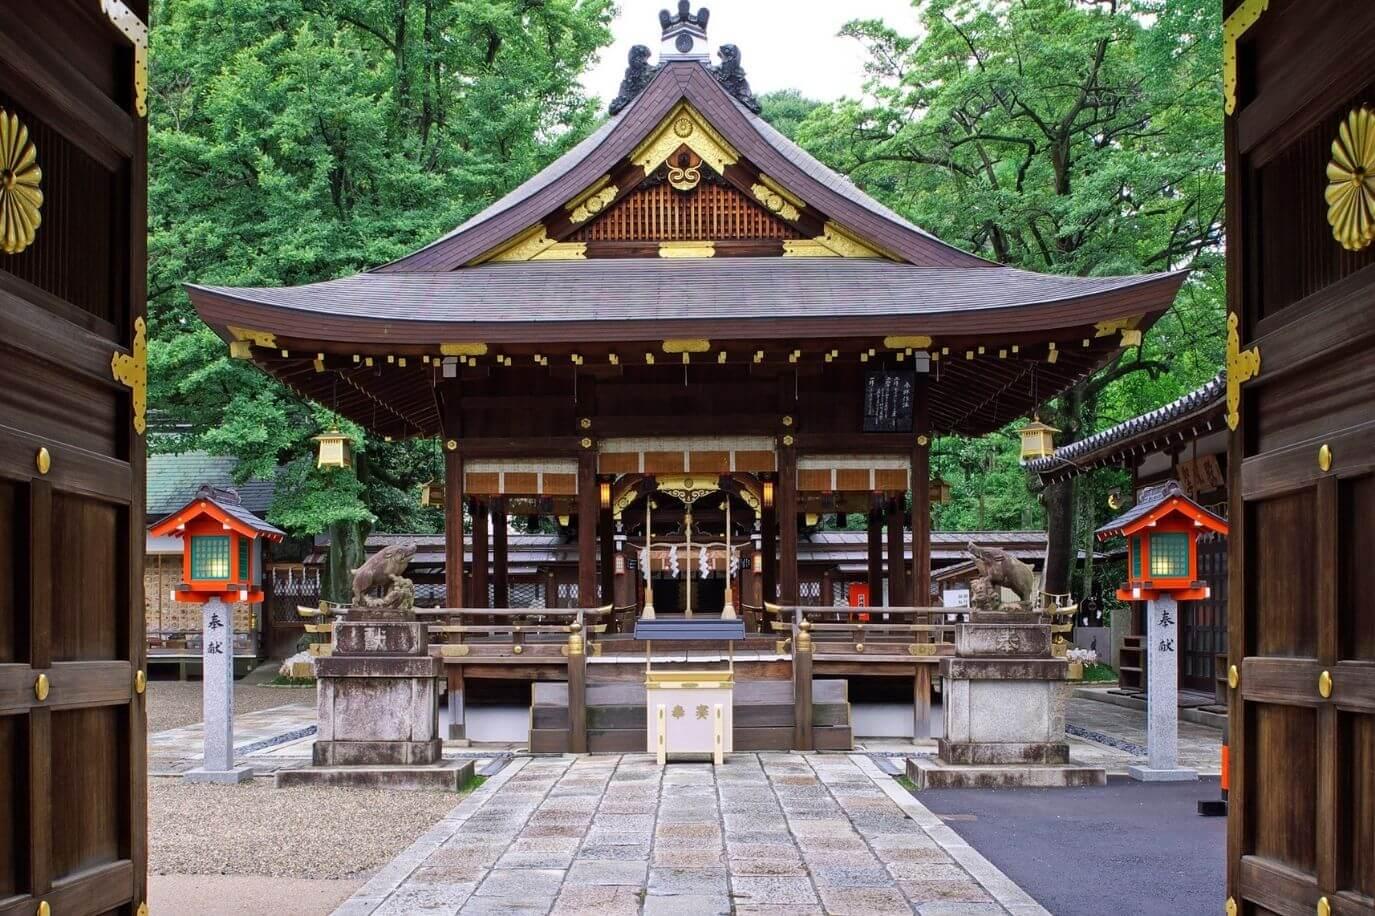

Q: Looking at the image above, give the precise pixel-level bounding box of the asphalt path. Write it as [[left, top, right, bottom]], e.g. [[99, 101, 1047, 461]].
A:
[[914, 778, 1226, 916]]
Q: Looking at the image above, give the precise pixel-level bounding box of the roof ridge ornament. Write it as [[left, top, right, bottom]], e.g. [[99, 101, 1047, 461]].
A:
[[660, 2, 711, 60]]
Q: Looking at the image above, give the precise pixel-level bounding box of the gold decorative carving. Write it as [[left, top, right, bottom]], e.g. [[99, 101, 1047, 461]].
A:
[[0, 110, 42, 255], [101, 0, 149, 117], [884, 336, 933, 350], [662, 338, 711, 354], [1326, 106, 1375, 252], [632, 103, 739, 177], [440, 342, 489, 357], [112, 317, 148, 434], [659, 241, 715, 258], [566, 178, 618, 224], [1222, 0, 1267, 116], [1225, 313, 1260, 431], [750, 179, 801, 221]]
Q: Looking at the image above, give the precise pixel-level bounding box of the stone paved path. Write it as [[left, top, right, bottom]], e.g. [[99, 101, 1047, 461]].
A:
[[336, 754, 1047, 916]]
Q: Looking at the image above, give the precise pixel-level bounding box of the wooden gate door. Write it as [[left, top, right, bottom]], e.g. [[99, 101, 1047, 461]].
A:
[[0, 2, 148, 914], [1226, 1, 1375, 914]]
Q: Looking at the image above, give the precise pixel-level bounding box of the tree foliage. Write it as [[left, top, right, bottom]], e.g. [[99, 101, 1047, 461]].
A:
[[764, 0, 1225, 596], [146, 0, 614, 537]]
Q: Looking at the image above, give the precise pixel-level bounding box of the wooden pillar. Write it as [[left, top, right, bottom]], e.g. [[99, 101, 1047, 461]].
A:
[[447, 665, 466, 741], [914, 664, 931, 741], [492, 497, 508, 608], [567, 624, 587, 753], [793, 619, 814, 751], [867, 493, 884, 605], [762, 493, 777, 604], [470, 498, 488, 608], [577, 451, 598, 609], [778, 443, 799, 606], [443, 446, 464, 608], [599, 499, 615, 608], [887, 495, 908, 606], [911, 375, 932, 606]]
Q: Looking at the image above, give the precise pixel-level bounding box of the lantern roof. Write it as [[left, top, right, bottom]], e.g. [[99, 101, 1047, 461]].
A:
[[1095, 480, 1227, 541], [148, 483, 286, 541]]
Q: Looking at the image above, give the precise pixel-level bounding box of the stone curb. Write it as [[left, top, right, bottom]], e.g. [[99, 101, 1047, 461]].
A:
[[330, 755, 539, 915], [849, 753, 1050, 916]]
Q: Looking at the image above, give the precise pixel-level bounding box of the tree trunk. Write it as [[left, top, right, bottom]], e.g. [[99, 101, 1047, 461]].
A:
[[1041, 478, 1075, 596]]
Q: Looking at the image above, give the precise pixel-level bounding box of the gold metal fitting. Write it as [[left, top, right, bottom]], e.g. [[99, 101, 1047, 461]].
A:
[[34, 673, 49, 702], [1318, 443, 1332, 472], [134, 669, 147, 694], [1319, 670, 1333, 699], [1228, 665, 1239, 690], [36, 447, 51, 475]]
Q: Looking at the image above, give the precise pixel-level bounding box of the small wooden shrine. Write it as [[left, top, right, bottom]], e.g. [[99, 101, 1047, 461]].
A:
[[186, 6, 1189, 752]]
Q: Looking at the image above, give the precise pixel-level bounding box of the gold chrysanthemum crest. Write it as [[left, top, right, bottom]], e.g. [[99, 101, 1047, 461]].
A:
[[1326, 106, 1375, 252], [0, 109, 42, 256]]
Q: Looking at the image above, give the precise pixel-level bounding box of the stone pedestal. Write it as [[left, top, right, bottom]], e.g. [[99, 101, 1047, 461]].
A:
[[911, 622, 1105, 789], [312, 620, 443, 766], [185, 598, 253, 784], [1128, 595, 1197, 782]]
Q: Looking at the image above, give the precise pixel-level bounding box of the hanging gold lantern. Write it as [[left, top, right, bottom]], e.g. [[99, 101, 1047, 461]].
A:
[[1018, 417, 1059, 462], [314, 428, 353, 469], [928, 474, 952, 504], [420, 479, 445, 507]]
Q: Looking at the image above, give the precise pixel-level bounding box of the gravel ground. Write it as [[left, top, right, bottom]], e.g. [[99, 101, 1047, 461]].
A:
[[146, 682, 315, 734], [150, 778, 464, 879]]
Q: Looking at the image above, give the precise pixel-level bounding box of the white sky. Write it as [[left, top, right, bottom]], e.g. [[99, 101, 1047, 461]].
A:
[[582, 0, 921, 105]]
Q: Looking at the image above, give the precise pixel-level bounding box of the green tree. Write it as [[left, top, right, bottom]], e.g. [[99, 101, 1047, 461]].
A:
[[786, 0, 1225, 592], [146, 0, 614, 537]]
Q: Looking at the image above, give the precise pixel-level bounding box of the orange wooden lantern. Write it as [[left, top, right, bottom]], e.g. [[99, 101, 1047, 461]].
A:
[[148, 485, 285, 604], [1096, 481, 1227, 602]]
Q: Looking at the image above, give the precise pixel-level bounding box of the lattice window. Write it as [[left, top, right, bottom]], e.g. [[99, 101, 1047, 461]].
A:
[[1149, 533, 1190, 578], [190, 535, 230, 580]]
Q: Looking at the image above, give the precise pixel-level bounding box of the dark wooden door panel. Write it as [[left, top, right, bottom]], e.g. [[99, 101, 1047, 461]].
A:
[[1227, 4, 1375, 913], [0, 2, 147, 914]]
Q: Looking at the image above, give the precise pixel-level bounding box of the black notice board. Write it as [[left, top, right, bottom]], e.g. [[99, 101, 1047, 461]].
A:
[[864, 370, 915, 432]]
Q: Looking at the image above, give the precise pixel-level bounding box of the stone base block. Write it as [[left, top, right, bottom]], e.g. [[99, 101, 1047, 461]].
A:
[[1127, 765, 1199, 783], [276, 759, 474, 792], [183, 765, 255, 785], [938, 738, 1069, 765], [313, 738, 442, 766], [907, 755, 1105, 790]]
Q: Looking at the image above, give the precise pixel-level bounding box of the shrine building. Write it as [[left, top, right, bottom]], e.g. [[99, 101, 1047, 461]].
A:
[[186, 6, 1188, 749]]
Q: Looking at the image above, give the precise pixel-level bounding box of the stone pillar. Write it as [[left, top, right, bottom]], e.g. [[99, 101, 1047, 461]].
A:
[[185, 597, 252, 783], [1129, 595, 1197, 781]]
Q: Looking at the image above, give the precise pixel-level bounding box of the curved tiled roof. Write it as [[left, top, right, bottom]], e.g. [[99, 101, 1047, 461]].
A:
[[1023, 372, 1225, 478]]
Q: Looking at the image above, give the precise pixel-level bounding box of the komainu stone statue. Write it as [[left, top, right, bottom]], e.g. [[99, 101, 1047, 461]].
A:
[[966, 541, 1036, 606], [351, 542, 417, 613]]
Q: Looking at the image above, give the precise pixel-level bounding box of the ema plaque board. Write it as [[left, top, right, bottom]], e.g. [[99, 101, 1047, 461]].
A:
[[864, 370, 915, 432]]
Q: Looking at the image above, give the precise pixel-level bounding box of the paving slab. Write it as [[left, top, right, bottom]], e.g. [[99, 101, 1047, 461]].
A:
[[331, 752, 1047, 914]]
